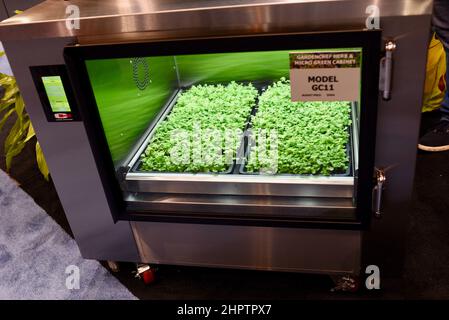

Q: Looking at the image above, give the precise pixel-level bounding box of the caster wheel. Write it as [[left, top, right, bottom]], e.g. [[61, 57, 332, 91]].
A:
[[136, 264, 156, 285], [330, 275, 359, 292], [141, 269, 156, 285], [106, 260, 120, 273]]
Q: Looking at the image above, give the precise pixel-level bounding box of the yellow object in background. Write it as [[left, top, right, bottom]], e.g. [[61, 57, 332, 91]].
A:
[[422, 33, 447, 112]]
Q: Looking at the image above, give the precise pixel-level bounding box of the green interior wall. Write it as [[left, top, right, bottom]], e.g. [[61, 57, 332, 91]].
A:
[[85, 48, 362, 165], [85, 56, 177, 165], [176, 50, 292, 85]]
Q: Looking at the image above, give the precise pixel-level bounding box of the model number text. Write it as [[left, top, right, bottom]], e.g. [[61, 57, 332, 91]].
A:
[[308, 75, 337, 91], [221, 304, 271, 315]]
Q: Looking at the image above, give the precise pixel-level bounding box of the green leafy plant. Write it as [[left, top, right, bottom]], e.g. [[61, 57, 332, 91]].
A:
[[246, 78, 351, 175], [0, 72, 50, 180], [140, 82, 258, 173]]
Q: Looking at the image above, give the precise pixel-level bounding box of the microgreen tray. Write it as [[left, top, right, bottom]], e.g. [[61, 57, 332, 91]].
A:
[[237, 93, 354, 177], [133, 81, 264, 175], [238, 120, 353, 177]]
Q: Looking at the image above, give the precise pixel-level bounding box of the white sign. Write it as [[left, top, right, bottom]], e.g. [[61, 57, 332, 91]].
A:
[[290, 51, 361, 102]]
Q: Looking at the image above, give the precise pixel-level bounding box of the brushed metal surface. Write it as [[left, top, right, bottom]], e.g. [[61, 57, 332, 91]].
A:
[[0, 0, 432, 41], [131, 221, 361, 274], [125, 174, 354, 197], [125, 193, 356, 219], [2, 37, 139, 262]]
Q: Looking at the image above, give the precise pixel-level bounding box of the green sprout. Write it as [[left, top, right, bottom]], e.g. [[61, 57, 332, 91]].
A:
[[246, 78, 352, 175], [140, 82, 258, 173]]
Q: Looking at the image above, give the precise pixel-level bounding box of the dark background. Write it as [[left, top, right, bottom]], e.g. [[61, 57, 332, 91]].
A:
[[0, 0, 44, 20]]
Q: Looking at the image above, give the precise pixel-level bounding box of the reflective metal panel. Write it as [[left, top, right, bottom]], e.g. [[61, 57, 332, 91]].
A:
[[125, 193, 356, 219], [125, 174, 354, 197], [132, 221, 361, 274], [0, 0, 432, 41], [2, 37, 139, 261]]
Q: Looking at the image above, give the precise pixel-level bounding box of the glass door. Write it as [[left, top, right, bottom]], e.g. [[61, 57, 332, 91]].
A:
[[64, 30, 380, 228]]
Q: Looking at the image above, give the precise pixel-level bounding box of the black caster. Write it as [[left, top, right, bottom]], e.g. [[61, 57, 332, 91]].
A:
[[330, 275, 360, 292]]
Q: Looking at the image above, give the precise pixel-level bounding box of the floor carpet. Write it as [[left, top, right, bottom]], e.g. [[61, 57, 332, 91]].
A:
[[0, 169, 137, 300]]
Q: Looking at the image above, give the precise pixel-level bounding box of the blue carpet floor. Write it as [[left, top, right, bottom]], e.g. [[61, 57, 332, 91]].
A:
[[0, 170, 137, 300]]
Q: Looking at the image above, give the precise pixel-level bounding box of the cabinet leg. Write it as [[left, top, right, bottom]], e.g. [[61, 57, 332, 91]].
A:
[[135, 263, 156, 285], [330, 275, 360, 292]]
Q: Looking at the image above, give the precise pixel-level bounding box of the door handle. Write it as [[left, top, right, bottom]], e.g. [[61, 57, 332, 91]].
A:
[[379, 40, 397, 101], [373, 168, 386, 218]]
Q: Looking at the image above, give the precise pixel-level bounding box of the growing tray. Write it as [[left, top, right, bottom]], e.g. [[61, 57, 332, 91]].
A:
[[237, 102, 355, 177], [131, 81, 270, 175]]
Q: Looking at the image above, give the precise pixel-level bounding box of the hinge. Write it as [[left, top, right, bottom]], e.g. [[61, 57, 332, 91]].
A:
[[379, 40, 397, 101], [372, 168, 386, 218]]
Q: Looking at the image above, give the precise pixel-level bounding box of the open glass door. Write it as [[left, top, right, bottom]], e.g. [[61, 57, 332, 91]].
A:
[[64, 30, 380, 228]]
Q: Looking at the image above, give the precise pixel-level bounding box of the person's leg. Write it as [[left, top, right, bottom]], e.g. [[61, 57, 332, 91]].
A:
[[440, 46, 449, 121], [432, 0, 449, 120], [418, 43, 449, 151], [418, 7, 449, 152]]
